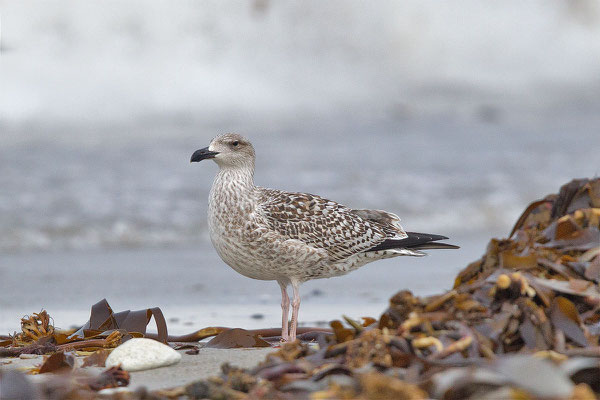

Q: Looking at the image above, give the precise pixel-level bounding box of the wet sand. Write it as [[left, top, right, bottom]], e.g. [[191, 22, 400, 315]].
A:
[[1, 347, 275, 392]]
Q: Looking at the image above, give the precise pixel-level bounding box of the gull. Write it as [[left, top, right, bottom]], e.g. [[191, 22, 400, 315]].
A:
[[191, 133, 459, 341]]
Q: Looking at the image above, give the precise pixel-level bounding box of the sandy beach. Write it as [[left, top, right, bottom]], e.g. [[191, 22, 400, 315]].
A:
[[1, 347, 275, 392]]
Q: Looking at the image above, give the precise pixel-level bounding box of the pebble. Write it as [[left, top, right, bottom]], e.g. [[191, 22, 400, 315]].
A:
[[105, 338, 181, 372], [98, 387, 132, 395], [19, 354, 40, 359]]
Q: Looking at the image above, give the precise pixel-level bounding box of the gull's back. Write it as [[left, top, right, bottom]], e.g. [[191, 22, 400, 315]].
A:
[[257, 187, 405, 261]]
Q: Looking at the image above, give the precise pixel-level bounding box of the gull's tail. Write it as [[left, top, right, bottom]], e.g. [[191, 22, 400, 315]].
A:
[[367, 232, 460, 252]]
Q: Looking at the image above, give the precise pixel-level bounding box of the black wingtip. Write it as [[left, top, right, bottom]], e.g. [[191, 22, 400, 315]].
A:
[[367, 232, 458, 252], [406, 232, 449, 241]]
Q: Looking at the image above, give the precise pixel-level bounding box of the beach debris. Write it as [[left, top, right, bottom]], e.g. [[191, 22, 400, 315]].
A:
[[105, 337, 182, 372], [11, 311, 54, 346], [359, 372, 428, 400], [161, 326, 329, 344], [205, 328, 271, 349], [0, 336, 11, 348], [185, 378, 247, 400], [1, 364, 130, 398], [173, 343, 201, 355], [37, 350, 75, 374], [18, 353, 39, 359], [0, 342, 58, 358], [81, 349, 111, 368], [0, 301, 176, 396], [87, 366, 130, 391], [1, 299, 171, 360], [68, 298, 169, 343]]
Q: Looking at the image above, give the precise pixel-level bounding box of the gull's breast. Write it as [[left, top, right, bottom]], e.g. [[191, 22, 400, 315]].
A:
[[208, 200, 283, 281]]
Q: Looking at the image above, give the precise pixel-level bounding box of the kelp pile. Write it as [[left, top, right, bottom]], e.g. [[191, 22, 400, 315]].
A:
[[169, 178, 600, 399], [1, 178, 599, 399], [0, 300, 171, 396], [0, 301, 325, 397], [1, 299, 169, 357], [0, 299, 254, 397]]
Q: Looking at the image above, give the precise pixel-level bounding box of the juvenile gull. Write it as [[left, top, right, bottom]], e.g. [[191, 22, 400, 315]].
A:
[[191, 133, 459, 341]]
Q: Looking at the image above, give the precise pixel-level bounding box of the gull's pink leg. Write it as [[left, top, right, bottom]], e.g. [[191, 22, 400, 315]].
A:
[[289, 281, 301, 342], [278, 281, 290, 341]]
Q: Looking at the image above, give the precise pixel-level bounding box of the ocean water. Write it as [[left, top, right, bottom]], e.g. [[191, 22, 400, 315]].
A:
[[0, 1, 599, 332], [1, 116, 598, 253], [1, 1, 599, 252]]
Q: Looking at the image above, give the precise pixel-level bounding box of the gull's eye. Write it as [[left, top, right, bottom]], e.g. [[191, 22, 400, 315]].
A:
[[232, 141, 239, 147]]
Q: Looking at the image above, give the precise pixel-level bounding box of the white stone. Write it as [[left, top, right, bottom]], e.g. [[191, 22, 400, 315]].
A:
[[98, 388, 133, 395], [105, 338, 181, 372], [19, 354, 40, 359]]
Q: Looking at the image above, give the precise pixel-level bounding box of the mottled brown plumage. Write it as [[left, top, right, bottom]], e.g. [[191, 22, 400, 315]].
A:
[[191, 133, 458, 341]]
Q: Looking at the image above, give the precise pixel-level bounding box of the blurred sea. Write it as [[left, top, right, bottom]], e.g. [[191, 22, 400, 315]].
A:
[[1, 1, 599, 253], [0, 1, 599, 331]]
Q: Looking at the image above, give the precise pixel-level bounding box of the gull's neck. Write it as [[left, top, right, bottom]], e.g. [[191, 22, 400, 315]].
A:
[[212, 164, 255, 195], [208, 164, 256, 235]]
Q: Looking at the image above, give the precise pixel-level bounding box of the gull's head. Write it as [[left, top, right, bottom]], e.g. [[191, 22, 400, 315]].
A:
[[190, 133, 255, 170]]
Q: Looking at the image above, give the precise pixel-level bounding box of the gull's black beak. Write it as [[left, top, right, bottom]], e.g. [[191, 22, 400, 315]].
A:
[[190, 147, 219, 163]]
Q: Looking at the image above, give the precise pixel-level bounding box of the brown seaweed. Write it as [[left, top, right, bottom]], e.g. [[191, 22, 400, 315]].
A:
[[205, 328, 271, 349]]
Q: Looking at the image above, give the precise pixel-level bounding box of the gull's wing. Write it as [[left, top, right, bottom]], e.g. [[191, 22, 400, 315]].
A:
[[349, 209, 408, 240], [256, 188, 389, 262], [352, 209, 459, 251]]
